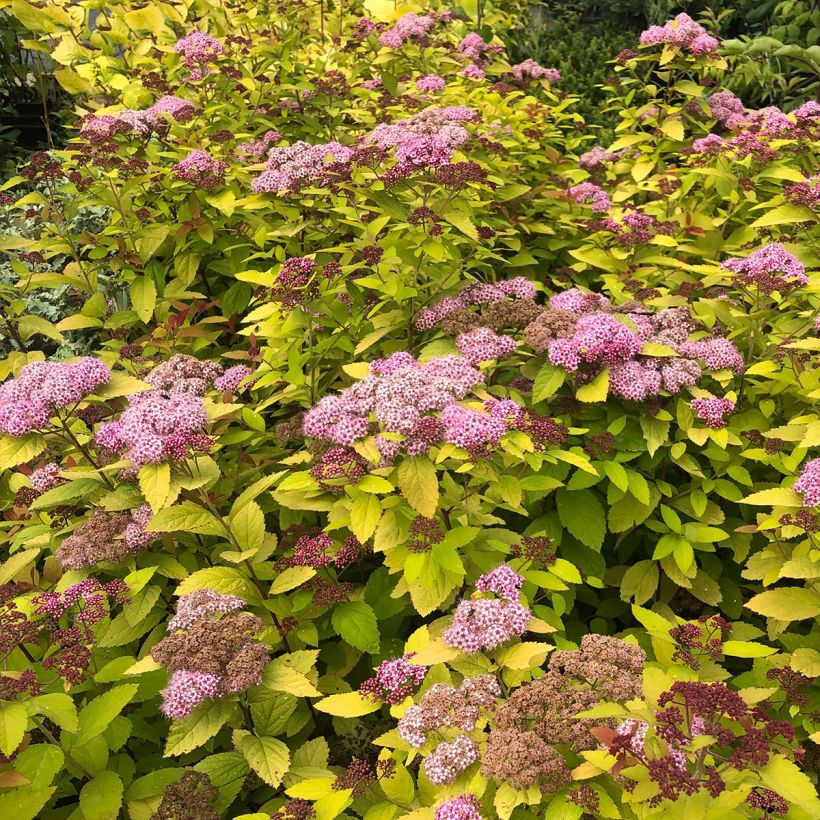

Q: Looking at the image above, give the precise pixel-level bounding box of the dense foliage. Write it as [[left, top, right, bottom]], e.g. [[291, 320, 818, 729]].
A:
[[0, 2, 818, 819]]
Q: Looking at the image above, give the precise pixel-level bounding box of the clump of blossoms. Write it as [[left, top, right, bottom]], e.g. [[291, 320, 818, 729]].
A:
[[482, 635, 645, 792], [145, 354, 224, 395], [669, 615, 731, 669], [152, 771, 219, 820], [153, 590, 268, 718], [784, 175, 820, 209], [443, 566, 530, 653], [639, 13, 719, 55], [579, 146, 622, 170], [236, 129, 281, 160], [367, 106, 479, 175], [722, 243, 808, 294], [360, 654, 426, 704], [595, 211, 676, 246], [415, 277, 536, 330], [214, 364, 254, 392], [794, 458, 820, 507], [708, 91, 748, 128], [458, 33, 491, 62], [416, 74, 446, 92], [511, 60, 560, 83], [424, 735, 480, 785], [56, 505, 163, 569], [95, 390, 210, 467], [397, 674, 501, 747], [173, 30, 223, 80], [29, 462, 61, 494], [567, 182, 612, 212], [455, 327, 516, 364], [0, 358, 110, 436], [690, 397, 734, 428], [378, 13, 436, 48], [435, 795, 483, 820], [171, 150, 228, 190], [606, 681, 801, 805], [522, 288, 743, 401], [251, 140, 352, 193]]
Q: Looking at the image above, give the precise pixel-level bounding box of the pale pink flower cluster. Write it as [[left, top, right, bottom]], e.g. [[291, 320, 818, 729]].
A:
[[690, 397, 734, 428], [168, 589, 247, 632], [236, 130, 281, 160], [708, 91, 747, 128], [435, 795, 483, 820], [251, 140, 353, 193], [456, 327, 516, 364], [29, 462, 61, 494], [444, 580, 530, 653], [542, 289, 743, 400], [379, 13, 436, 48], [214, 365, 255, 392], [416, 74, 446, 92], [151, 95, 198, 122], [511, 60, 560, 83], [79, 96, 196, 142], [145, 354, 224, 395], [424, 735, 479, 785], [794, 459, 820, 507], [475, 565, 524, 601], [415, 277, 536, 330], [397, 675, 500, 747], [579, 146, 622, 169], [440, 404, 507, 453], [173, 30, 224, 66], [367, 106, 479, 171], [722, 243, 807, 293], [122, 503, 155, 549], [171, 150, 228, 190], [458, 33, 490, 61], [95, 390, 209, 467], [639, 14, 719, 55], [568, 182, 612, 212], [0, 358, 111, 436], [302, 352, 485, 458], [461, 64, 486, 80], [360, 653, 426, 704], [616, 718, 649, 754], [162, 670, 221, 719]]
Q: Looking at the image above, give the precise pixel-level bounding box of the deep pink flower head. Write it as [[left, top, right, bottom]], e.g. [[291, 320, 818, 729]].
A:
[[549, 288, 611, 314], [161, 670, 222, 718], [379, 13, 436, 48], [692, 134, 725, 154], [794, 459, 820, 507], [441, 405, 507, 452], [511, 60, 560, 83], [690, 397, 734, 428], [444, 598, 530, 653], [416, 74, 446, 92], [722, 243, 807, 293], [172, 150, 228, 190], [360, 654, 426, 704], [639, 14, 719, 54], [475, 565, 524, 601], [435, 795, 483, 820], [173, 30, 224, 66], [708, 91, 747, 128], [214, 365, 254, 392], [251, 140, 352, 193], [29, 462, 61, 494], [0, 358, 110, 436], [568, 182, 611, 212], [459, 33, 490, 61], [461, 64, 486, 80], [149, 95, 198, 123]]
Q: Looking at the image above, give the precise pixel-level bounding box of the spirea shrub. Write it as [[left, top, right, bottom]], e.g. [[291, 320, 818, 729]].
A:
[[0, 1, 818, 819]]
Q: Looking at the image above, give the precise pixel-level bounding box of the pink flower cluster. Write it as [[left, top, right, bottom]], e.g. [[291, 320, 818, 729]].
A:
[[168, 589, 247, 632], [708, 91, 747, 128], [456, 327, 516, 364], [360, 653, 426, 704], [302, 352, 485, 458], [475, 565, 524, 601], [173, 30, 224, 66], [29, 462, 61, 494], [461, 64, 486, 80], [162, 670, 221, 718], [367, 106, 479, 172], [95, 389, 210, 467], [214, 365, 254, 392], [690, 397, 734, 428], [722, 243, 807, 294], [424, 735, 480, 785], [171, 150, 228, 190], [639, 14, 719, 55], [568, 182, 612, 212], [145, 354, 224, 395], [459, 33, 490, 61], [236, 130, 281, 160], [79, 96, 197, 142], [444, 573, 530, 653], [416, 74, 446, 92], [435, 795, 483, 820], [511, 60, 560, 83], [379, 13, 436, 48], [251, 140, 353, 193], [579, 146, 621, 169], [0, 357, 111, 436], [794, 459, 820, 507], [415, 277, 536, 330], [33, 578, 128, 624], [541, 289, 743, 401], [122, 503, 156, 549]]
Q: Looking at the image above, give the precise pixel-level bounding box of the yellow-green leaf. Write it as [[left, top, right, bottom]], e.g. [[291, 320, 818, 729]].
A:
[[139, 462, 171, 512], [314, 692, 381, 717], [746, 588, 820, 621], [396, 456, 438, 517]]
